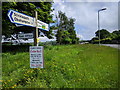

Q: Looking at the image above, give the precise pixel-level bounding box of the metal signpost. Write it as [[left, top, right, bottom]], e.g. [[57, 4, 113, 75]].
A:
[[8, 9, 48, 68]]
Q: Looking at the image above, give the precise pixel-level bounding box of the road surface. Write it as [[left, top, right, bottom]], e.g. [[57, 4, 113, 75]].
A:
[[101, 44, 119, 49]]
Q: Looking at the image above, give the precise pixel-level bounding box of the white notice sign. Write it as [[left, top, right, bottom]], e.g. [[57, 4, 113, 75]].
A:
[[18, 33, 33, 39], [30, 46, 44, 68]]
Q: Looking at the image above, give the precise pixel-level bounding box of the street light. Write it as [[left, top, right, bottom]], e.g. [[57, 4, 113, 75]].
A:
[[98, 8, 107, 45]]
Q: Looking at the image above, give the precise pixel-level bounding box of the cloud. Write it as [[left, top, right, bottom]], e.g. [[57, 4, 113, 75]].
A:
[[52, 1, 118, 40], [64, 0, 119, 2], [76, 34, 84, 40]]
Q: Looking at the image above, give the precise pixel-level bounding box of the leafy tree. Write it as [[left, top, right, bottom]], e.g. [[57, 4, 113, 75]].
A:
[[62, 31, 72, 44], [56, 11, 66, 44], [68, 18, 79, 44], [95, 29, 110, 39], [111, 30, 120, 43], [112, 30, 120, 38], [2, 2, 54, 38], [109, 33, 117, 39], [90, 37, 99, 44], [56, 11, 79, 44], [91, 29, 120, 44], [91, 37, 99, 41], [112, 30, 120, 35]]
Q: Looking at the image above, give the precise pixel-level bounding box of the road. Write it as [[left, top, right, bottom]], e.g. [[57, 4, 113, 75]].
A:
[[101, 44, 120, 49]]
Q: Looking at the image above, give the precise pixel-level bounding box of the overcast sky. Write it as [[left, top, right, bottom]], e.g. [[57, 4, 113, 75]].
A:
[[51, 0, 119, 40]]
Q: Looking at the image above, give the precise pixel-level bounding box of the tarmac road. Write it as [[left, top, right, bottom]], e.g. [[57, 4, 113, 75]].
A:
[[101, 44, 120, 49]]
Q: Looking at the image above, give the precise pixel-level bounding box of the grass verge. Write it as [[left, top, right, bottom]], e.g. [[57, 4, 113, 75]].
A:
[[2, 44, 119, 88]]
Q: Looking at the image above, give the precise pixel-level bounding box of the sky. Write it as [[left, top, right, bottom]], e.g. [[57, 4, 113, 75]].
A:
[[3, 0, 119, 42], [50, 0, 119, 40]]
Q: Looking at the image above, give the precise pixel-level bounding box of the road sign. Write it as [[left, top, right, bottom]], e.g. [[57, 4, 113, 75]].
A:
[[8, 9, 49, 31], [30, 46, 44, 68], [37, 20, 49, 31], [8, 9, 35, 27], [18, 33, 33, 39]]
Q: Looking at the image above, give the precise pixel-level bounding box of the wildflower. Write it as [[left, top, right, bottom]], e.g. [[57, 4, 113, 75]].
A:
[[0, 80, 2, 82], [14, 84, 17, 87], [11, 86, 14, 88], [11, 85, 16, 88]]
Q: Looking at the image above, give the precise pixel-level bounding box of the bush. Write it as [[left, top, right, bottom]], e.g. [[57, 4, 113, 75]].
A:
[[2, 45, 30, 53]]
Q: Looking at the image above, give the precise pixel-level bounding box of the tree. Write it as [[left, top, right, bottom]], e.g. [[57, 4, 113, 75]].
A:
[[91, 29, 120, 44], [62, 31, 72, 44], [112, 30, 120, 39], [112, 30, 120, 36], [56, 11, 68, 44], [111, 30, 120, 43], [2, 2, 54, 38], [95, 29, 110, 39], [56, 11, 79, 44], [90, 37, 99, 44], [68, 18, 79, 44]]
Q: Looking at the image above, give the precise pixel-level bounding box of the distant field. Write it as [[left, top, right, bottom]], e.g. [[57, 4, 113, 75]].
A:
[[2, 44, 119, 88]]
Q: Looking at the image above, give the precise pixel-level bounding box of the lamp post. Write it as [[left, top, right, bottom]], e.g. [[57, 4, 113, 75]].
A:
[[98, 8, 106, 45]]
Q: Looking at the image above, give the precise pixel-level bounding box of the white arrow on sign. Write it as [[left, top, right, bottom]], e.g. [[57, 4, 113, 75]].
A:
[[8, 9, 35, 27]]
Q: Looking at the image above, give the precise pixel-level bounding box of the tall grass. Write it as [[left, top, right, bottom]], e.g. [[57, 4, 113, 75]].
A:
[[2, 44, 119, 88]]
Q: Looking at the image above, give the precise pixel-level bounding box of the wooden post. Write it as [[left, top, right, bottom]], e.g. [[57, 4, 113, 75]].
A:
[[34, 11, 38, 46]]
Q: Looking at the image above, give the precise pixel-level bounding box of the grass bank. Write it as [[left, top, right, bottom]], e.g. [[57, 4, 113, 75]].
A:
[[2, 44, 119, 88]]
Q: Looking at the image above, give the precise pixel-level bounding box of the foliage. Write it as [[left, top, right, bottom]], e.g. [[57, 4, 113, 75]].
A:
[[95, 29, 111, 39], [91, 29, 120, 44], [90, 37, 99, 44], [112, 30, 120, 36], [112, 30, 120, 42], [2, 2, 54, 38], [2, 44, 119, 88], [56, 11, 79, 44]]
